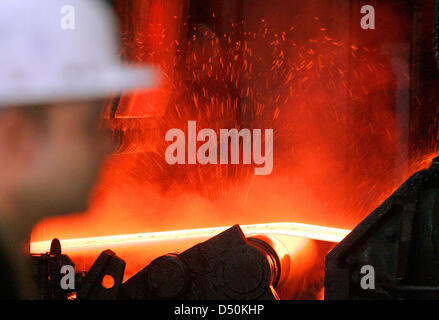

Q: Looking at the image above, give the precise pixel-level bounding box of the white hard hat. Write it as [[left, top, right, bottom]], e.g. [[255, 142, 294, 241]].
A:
[[0, 0, 158, 107]]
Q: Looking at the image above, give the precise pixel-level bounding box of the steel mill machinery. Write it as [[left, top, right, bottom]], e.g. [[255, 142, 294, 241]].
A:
[[30, 155, 439, 300], [29, 0, 439, 300], [30, 224, 340, 300], [325, 0, 439, 300]]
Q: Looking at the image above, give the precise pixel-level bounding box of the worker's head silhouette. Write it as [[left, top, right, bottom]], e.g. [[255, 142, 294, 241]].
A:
[[0, 0, 158, 299]]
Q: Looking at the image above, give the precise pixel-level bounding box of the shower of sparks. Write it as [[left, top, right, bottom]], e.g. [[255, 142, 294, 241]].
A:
[[30, 222, 350, 253], [33, 3, 418, 256]]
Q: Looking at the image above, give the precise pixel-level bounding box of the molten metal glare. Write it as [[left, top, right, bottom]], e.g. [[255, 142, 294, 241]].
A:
[[30, 222, 350, 253]]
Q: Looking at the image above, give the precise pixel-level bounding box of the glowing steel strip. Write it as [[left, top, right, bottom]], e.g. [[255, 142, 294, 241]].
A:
[[30, 222, 351, 254]]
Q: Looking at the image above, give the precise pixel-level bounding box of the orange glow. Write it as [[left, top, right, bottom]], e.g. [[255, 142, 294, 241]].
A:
[[31, 0, 426, 244], [29, 1, 436, 300], [101, 275, 115, 289], [30, 222, 350, 254]]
